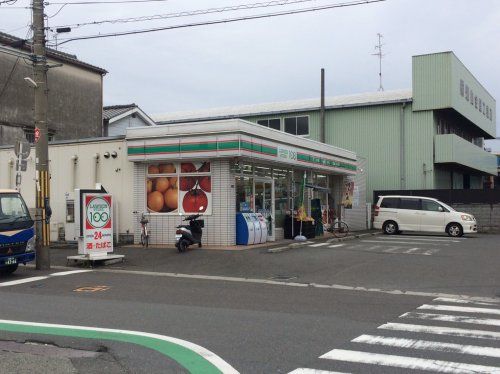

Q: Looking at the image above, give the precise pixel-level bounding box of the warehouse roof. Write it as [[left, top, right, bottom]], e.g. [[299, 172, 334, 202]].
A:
[[153, 89, 413, 124], [0, 31, 107, 74]]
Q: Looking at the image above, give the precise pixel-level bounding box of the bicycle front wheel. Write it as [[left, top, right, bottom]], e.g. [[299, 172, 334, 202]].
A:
[[333, 221, 349, 238]]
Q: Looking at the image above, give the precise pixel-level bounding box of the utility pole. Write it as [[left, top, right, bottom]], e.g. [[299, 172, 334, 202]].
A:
[[320, 68, 325, 143], [372, 33, 384, 91], [32, 0, 51, 269]]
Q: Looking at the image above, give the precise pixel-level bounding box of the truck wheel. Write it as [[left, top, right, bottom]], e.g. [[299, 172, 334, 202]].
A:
[[0, 264, 18, 275]]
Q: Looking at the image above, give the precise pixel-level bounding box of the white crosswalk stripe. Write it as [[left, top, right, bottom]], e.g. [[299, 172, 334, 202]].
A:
[[400, 311, 500, 326], [328, 244, 344, 248], [320, 349, 500, 373], [352, 334, 500, 358], [289, 296, 500, 373], [378, 322, 500, 340], [418, 304, 500, 315], [433, 297, 500, 306]]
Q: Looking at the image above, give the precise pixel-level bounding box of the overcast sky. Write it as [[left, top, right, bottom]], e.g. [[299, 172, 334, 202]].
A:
[[1, 0, 499, 148]]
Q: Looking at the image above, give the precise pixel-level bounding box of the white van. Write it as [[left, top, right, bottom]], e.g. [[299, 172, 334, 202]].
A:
[[373, 195, 477, 237]]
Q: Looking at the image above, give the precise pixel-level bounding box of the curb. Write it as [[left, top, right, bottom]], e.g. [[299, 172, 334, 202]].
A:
[[267, 231, 382, 253]]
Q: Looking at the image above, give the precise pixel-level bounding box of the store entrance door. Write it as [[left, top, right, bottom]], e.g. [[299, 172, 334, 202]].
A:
[[254, 178, 275, 241]]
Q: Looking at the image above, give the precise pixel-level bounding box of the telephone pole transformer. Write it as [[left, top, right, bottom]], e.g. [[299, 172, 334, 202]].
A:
[[32, 0, 51, 269]]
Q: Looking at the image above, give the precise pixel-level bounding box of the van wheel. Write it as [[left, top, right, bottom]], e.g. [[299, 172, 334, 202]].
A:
[[383, 221, 398, 235], [446, 223, 463, 237], [0, 264, 18, 275]]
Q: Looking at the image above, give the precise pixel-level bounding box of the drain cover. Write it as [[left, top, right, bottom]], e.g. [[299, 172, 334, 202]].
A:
[[269, 275, 297, 281]]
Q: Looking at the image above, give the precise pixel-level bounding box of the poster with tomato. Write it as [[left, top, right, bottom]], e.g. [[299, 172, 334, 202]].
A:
[[179, 162, 211, 215], [146, 163, 179, 213], [146, 161, 211, 215]]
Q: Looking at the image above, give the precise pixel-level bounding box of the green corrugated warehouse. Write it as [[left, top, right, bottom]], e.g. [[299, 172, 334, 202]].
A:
[[154, 52, 497, 202]]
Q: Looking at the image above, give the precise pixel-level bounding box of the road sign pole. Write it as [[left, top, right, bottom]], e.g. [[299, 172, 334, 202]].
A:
[[33, 0, 51, 269]]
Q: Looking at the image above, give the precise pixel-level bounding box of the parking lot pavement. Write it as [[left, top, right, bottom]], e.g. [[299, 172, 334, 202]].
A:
[[295, 232, 471, 256]]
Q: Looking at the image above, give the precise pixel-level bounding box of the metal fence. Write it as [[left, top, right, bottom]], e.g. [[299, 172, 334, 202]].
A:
[[373, 189, 500, 205]]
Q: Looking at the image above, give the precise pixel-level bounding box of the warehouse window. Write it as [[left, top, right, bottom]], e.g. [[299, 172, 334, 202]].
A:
[[257, 119, 280, 130], [284, 116, 309, 136]]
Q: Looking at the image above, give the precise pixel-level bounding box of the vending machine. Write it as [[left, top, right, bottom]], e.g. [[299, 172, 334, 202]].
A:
[[236, 213, 255, 245], [249, 213, 262, 244], [256, 213, 268, 243]]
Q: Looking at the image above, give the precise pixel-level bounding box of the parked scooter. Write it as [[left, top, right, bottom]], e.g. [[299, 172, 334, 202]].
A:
[[175, 209, 204, 252]]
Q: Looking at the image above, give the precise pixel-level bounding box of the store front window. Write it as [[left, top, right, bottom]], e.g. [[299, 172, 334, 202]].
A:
[[146, 162, 212, 215]]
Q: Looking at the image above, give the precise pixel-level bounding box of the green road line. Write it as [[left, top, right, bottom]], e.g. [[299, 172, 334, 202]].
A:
[[0, 321, 224, 374]]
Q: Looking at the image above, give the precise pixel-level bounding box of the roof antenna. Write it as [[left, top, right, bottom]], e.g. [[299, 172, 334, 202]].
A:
[[372, 33, 384, 91]]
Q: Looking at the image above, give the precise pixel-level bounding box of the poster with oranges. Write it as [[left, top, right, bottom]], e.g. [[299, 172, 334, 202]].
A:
[[146, 162, 211, 215]]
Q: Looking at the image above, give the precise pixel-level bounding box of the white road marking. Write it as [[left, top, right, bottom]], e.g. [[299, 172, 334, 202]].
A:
[[378, 322, 500, 340], [49, 270, 92, 277], [383, 237, 460, 242], [352, 334, 500, 358], [309, 243, 330, 247], [384, 246, 402, 253], [288, 369, 350, 374], [403, 247, 420, 254], [361, 240, 447, 246], [418, 304, 500, 315], [92, 268, 500, 303], [0, 276, 49, 287], [328, 244, 345, 248], [400, 312, 500, 327], [398, 235, 467, 240], [434, 297, 500, 306], [320, 349, 500, 373], [0, 270, 92, 287]]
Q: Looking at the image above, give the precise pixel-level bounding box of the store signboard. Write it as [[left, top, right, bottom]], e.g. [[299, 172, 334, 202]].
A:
[[80, 193, 113, 257], [128, 135, 357, 174]]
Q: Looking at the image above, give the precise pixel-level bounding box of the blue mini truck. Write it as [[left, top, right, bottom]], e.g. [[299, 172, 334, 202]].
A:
[[0, 189, 36, 274]]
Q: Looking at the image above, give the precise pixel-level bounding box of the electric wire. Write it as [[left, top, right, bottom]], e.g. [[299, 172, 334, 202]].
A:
[[54, 0, 385, 45], [47, 0, 170, 5], [52, 0, 318, 29]]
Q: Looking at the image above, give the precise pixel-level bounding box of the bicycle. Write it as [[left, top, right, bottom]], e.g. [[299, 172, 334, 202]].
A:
[[133, 211, 149, 247], [327, 219, 349, 238]]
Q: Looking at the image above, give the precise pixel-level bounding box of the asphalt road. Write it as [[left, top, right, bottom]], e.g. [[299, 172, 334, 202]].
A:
[[0, 232, 499, 373]]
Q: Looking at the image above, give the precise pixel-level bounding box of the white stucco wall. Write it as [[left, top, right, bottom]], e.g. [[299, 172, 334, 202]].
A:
[[0, 139, 134, 241]]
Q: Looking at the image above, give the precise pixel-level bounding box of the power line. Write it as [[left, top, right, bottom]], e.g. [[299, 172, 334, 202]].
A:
[[52, 0, 318, 29], [55, 0, 385, 45], [46, 0, 170, 5]]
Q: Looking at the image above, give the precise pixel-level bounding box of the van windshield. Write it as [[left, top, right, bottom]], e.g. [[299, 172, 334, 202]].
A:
[[439, 201, 455, 212], [0, 193, 33, 231]]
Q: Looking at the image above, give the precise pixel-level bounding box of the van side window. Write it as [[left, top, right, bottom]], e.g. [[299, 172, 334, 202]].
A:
[[380, 198, 399, 208], [399, 198, 421, 210], [421, 200, 442, 212]]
